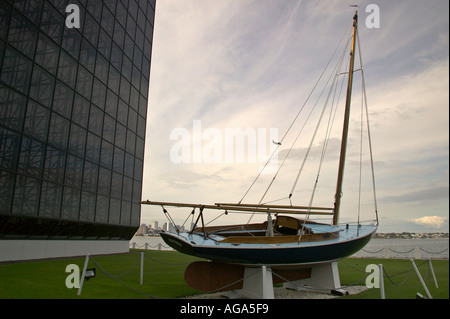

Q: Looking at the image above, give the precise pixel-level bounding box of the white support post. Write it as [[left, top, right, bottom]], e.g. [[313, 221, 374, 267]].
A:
[[428, 258, 438, 288], [411, 259, 432, 299], [140, 252, 144, 285], [283, 261, 341, 292], [77, 254, 90, 296], [378, 264, 385, 299], [238, 266, 274, 299]]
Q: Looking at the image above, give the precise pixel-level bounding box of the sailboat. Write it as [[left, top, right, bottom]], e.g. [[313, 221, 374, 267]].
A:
[[141, 11, 378, 268]]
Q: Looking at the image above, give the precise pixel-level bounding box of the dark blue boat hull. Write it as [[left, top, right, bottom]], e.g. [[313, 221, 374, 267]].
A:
[[161, 229, 375, 266]]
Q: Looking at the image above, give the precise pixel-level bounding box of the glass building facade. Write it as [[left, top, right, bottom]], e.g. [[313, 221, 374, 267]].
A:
[[0, 0, 155, 241]]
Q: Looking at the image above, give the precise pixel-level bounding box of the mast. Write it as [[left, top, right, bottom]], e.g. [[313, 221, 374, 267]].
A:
[[333, 11, 358, 225]]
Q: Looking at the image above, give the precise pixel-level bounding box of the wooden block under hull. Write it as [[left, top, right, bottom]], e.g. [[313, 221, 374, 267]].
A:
[[185, 261, 312, 293]]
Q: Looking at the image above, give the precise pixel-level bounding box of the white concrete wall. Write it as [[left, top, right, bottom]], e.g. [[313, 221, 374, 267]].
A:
[[0, 240, 129, 262]]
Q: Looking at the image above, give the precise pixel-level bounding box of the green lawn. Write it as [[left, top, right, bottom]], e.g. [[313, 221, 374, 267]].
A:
[[0, 251, 448, 299]]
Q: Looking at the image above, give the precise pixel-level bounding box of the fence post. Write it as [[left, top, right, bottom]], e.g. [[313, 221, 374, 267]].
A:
[[410, 259, 432, 299], [428, 258, 439, 288], [414, 247, 421, 259], [383, 247, 389, 259], [378, 264, 385, 299], [77, 254, 90, 296]]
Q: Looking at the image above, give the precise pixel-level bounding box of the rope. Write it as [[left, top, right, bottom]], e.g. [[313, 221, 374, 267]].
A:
[[90, 256, 159, 299]]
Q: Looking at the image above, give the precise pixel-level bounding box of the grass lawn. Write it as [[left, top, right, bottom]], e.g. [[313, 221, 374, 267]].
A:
[[0, 250, 448, 299]]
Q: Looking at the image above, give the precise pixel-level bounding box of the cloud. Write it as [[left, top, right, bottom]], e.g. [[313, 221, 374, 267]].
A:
[[412, 216, 448, 229]]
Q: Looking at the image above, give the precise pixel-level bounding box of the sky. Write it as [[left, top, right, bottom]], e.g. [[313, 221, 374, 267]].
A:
[[141, 0, 449, 233]]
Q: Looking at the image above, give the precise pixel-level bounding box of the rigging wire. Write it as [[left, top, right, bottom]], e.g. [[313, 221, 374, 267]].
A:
[[238, 24, 353, 206], [356, 27, 379, 225]]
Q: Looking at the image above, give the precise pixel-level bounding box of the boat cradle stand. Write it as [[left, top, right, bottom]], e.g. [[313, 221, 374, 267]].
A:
[[225, 262, 345, 299], [185, 260, 346, 299]]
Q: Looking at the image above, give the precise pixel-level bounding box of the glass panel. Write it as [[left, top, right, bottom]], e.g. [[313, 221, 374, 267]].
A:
[[131, 65, 140, 90], [129, 86, 139, 111], [109, 198, 120, 224], [57, 50, 77, 88], [29, 65, 55, 108], [119, 77, 130, 103], [23, 99, 50, 143], [0, 171, 15, 213], [124, 152, 134, 178], [17, 137, 45, 179], [121, 200, 131, 225], [86, 132, 101, 164], [83, 12, 99, 47], [79, 38, 96, 73], [127, 108, 137, 133], [48, 112, 70, 150], [61, 27, 81, 60], [43, 145, 66, 184], [122, 176, 132, 202], [110, 42, 122, 71], [113, 146, 124, 174], [126, 12, 136, 39], [91, 78, 106, 109], [39, 181, 63, 218], [100, 139, 113, 169], [86, 0, 102, 21], [128, 0, 138, 20], [105, 89, 118, 119], [122, 54, 132, 82], [126, 130, 136, 155], [113, 16, 125, 48], [12, 175, 40, 216], [95, 194, 108, 223], [110, 171, 122, 199], [115, 0, 127, 28], [88, 105, 104, 136], [124, 34, 134, 59], [97, 167, 111, 196], [0, 47, 33, 94], [137, 115, 146, 138], [35, 32, 60, 75], [108, 65, 120, 94], [40, 1, 64, 44], [137, 8, 146, 35], [134, 158, 143, 182], [139, 94, 147, 118], [0, 1, 12, 41], [76, 65, 93, 100], [134, 46, 143, 70], [68, 124, 86, 158], [140, 73, 148, 96], [72, 94, 90, 128], [80, 191, 95, 222], [7, 10, 38, 58], [131, 202, 140, 226], [94, 53, 109, 85], [98, 28, 112, 60], [102, 114, 116, 143], [65, 154, 83, 188], [135, 136, 144, 160], [115, 122, 126, 149], [117, 99, 128, 126], [133, 180, 142, 202], [61, 186, 80, 220], [0, 84, 27, 131], [82, 161, 98, 193], [52, 81, 74, 119], [0, 127, 20, 171], [101, 5, 114, 36]]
